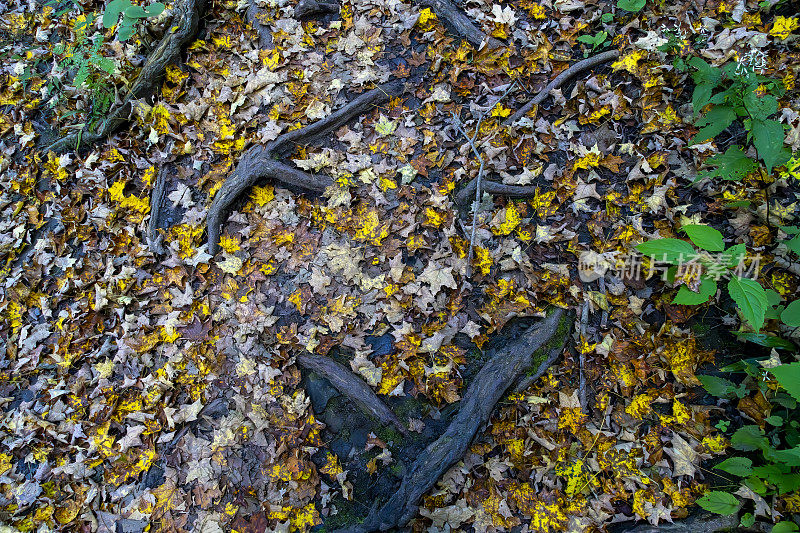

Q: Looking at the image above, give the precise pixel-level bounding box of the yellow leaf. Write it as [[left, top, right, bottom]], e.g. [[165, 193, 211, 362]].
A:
[[612, 50, 646, 74], [251, 184, 275, 206], [217, 253, 243, 274], [770, 16, 799, 40]]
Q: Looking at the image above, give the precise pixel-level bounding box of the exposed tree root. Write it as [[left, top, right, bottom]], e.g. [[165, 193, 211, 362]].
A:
[[294, 0, 339, 18], [45, 0, 204, 154], [453, 50, 620, 204], [416, 0, 503, 49], [340, 308, 566, 532], [504, 49, 620, 126], [147, 166, 169, 255], [455, 178, 538, 205], [296, 352, 408, 435], [206, 80, 405, 255]]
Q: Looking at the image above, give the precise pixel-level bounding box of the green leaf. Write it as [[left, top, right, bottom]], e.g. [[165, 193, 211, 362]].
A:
[[772, 521, 800, 533], [785, 235, 800, 255], [731, 425, 768, 451], [714, 457, 753, 477], [698, 374, 737, 397], [769, 446, 800, 467], [751, 119, 790, 172], [744, 91, 778, 121], [682, 224, 724, 251], [734, 332, 797, 351], [617, 0, 645, 12], [143, 2, 165, 16], [673, 278, 717, 305], [740, 513, 755, 528], [771, 363, 800, 402], [724, 244, 747, 267], [745, 475, 768, 495], [766, 415, 784, 426], [118, 23, 134, 42], [692, 106, 736, 144], [766, 289, 782, 307], [781, 300, 800, 327], [695, 491, 741, 515], [697, 146, 758, 182], [728, 276, 768, 331], [636, 239, 696, 264], [103, 0, 130, 28]]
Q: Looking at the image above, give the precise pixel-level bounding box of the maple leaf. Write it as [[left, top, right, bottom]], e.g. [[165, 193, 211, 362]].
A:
[[418, 260, 457, 294]]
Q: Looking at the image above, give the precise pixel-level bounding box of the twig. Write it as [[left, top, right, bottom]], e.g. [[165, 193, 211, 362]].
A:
[[455, 179, 538, 205], [451, 82, 516, 276], [503, 49, 620, 126], [578, 301, 589, 412]]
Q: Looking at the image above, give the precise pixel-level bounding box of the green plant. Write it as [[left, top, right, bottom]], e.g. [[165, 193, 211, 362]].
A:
[[636, 224, 798, 336], [102, 0, 165, 42], [617, 0, 645, 13], [696, 359, 800, 531], [577, 31, 609, 55], [51, 14, 116, 129], [690, 57, 791, 175]]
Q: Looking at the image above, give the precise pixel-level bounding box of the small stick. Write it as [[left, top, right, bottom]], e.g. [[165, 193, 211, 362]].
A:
[[451, 82, 516, 276]]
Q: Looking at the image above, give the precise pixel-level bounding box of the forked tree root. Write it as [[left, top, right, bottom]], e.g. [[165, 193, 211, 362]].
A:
[[416, 0, 503, 49], [296, 352, 408, 435], [206, 79, 405, 255], [339, 308, 566, 532], [454, 49, 620, 205], [46, 0, 204, 154]]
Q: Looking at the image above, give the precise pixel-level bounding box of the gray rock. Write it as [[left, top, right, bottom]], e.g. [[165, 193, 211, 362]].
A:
[[304, 371, 340, 414]]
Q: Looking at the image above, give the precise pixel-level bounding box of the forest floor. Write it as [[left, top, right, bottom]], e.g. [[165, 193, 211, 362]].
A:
[[1, 0, 799, 531]]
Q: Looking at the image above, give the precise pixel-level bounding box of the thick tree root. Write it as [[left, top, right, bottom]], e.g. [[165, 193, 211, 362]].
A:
[[504, 49, 620, 126], [455, 178, 538, 205], [45, 0, 204, 154], [294, 0, 339, 18], [340, 308, 565, 532], [296, 352, 408, 434], [416, 0, 503, 49], [206, 80, 405, 255], [147, 166, 169, 255]]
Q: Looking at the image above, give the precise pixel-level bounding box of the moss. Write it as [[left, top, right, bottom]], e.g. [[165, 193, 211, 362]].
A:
[[375, 425, 403, 445], [389, 462, 403, 478], [321, 499, 364, 531], [691, 321, 711, 335], [526, 310, 571, 375], [393, 396, 426, 418]]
